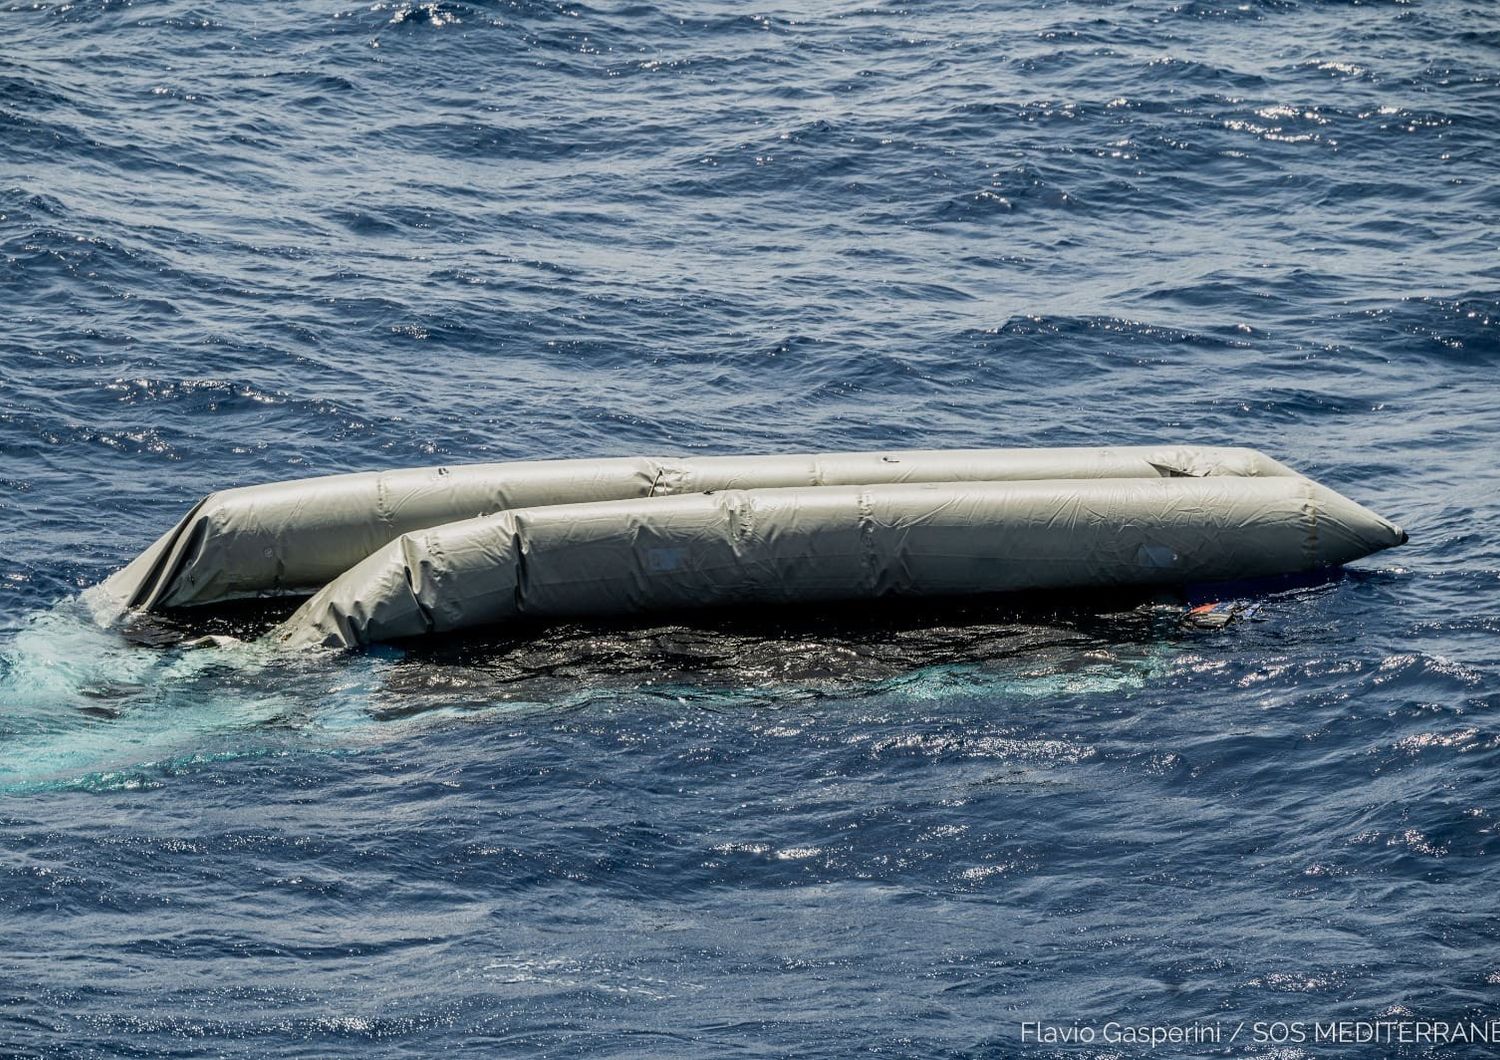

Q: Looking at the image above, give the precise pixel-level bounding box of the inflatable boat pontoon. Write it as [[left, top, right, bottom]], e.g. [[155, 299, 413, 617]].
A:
[[88, 447, 1406, 649]]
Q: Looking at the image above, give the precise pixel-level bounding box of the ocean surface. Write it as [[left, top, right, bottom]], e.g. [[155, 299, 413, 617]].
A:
[[3, 0, 1498, 1055]]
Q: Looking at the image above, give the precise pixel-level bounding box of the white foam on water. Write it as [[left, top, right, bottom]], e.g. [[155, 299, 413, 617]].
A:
[[0, 597, 1183, 792], [0, 599, 346, 791]]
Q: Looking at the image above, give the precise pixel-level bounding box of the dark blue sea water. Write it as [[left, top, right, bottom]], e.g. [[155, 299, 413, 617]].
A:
[[3, 0, 1499, 1055]]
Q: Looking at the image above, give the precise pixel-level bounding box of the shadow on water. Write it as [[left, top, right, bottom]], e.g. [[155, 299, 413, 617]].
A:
[[373, 589, 1188, 714], [0, 573, 1353, 792]]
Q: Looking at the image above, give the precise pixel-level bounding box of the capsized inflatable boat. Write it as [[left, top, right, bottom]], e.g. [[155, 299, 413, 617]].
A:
[[87, 446, 1406, 650]]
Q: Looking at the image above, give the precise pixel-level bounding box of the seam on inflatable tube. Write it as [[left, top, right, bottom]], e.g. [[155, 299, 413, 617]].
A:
[[1302, 483, 1320, 569], [399, 535, 436, 635], [376, 473, 393, 532], [511, 526, 530, 616], [731, 493, 753, 543], [278, 492, 315, 594], [857, 488, 879, 593]]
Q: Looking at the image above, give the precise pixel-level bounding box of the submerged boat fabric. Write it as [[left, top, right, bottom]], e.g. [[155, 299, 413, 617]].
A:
[[87, 446, 1405, 649], [92, 446, 1298, 614], [272, 477, 1405, 650]]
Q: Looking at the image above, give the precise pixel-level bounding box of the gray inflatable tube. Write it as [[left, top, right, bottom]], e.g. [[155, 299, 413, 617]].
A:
[[90, 446, 1299, 615], [84, 446, 1405, 650], [273, 476, 1404, 650]]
